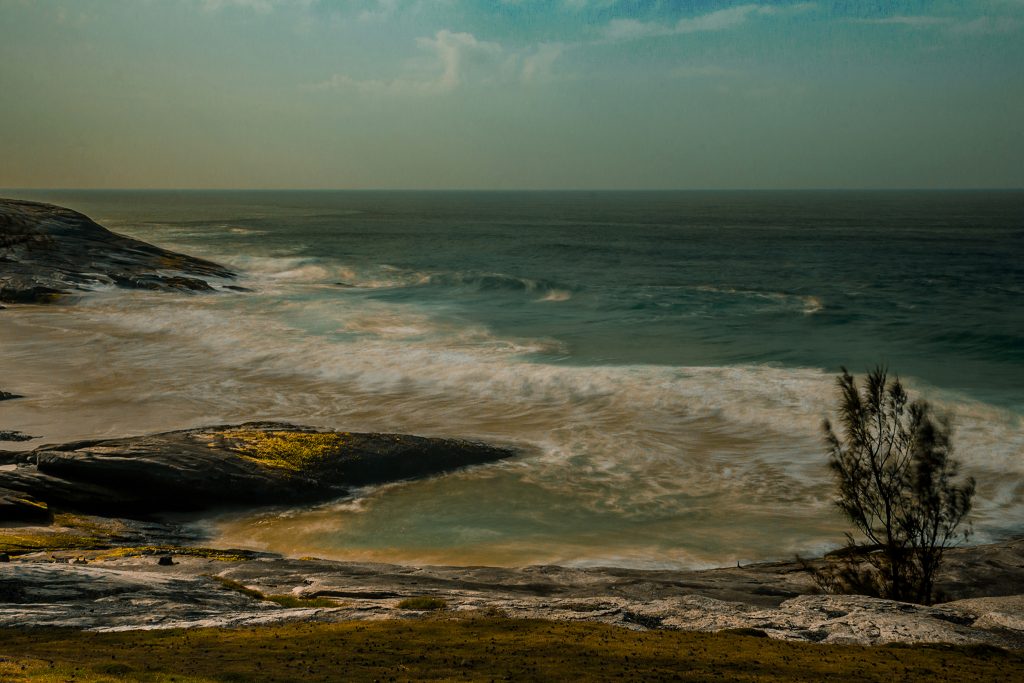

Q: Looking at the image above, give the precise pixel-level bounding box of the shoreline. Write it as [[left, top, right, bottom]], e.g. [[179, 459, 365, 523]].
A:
[[2, 511, 1022, 648], [3, 197, 1022, 656]]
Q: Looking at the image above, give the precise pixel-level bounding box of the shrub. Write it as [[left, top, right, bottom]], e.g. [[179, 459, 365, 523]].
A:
[[816, 367, 975, 605]]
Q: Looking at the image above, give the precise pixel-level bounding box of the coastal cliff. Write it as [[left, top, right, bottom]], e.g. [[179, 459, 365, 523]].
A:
[[0, 198, 235, 303]]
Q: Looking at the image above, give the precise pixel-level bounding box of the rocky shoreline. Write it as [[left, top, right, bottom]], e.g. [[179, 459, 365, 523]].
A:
[[2, 198, 1022, 653], [0, 197, 237, 304], [1, 531, 1022, 649], [2, 421, 1018, 649]]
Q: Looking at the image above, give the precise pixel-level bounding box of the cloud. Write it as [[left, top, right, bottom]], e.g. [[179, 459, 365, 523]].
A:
[[853, 13, 1022, 36], [417, 29, 503, 91], [307, 29, 504, 96], [357, 0, 399, 22], [199, 0, 310, 12], [951, 15, 1022, 35], [671, 64, 740, 79], [854, 16, 954, 27], [602, 3, 816, 42], [520, 42, 569, 83]]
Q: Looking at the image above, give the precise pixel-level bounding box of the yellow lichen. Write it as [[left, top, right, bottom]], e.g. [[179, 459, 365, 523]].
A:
[[209, 575, 341, 607], [0, 532, 108, 555], [214, 429, 349, 472], [96, 546, 249, 562]]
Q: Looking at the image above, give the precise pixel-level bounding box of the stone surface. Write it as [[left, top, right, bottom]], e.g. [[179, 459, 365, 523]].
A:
[[0, 422, 517, 515], [0, 544, 1021, 647], [0, 431, 35, 442], [0, 198, 236, 303], [0, 488, 51, 523]]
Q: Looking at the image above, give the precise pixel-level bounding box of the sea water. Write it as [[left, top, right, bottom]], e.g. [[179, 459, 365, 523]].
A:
[[1, 190, 1022, 568]]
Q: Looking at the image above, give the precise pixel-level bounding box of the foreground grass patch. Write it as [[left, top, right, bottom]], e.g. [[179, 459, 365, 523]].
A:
[[0, 531, 109, 556], [98, 546, 252, 562], [0, 619, 1020, 682]]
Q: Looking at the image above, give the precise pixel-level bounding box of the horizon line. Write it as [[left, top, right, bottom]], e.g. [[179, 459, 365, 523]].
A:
[[3, 187, 1024, 193]]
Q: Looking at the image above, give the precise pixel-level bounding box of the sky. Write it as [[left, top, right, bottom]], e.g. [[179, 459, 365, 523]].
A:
[[1, 0, 1022, 190]]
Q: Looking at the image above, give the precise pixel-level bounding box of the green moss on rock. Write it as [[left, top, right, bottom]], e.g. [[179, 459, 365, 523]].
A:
[[214, 429, 350, 472]]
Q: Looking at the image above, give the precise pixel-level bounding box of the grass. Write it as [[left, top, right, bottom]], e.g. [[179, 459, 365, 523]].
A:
[[97, 546, 252, 562], [0, 531, 108, 556], [397, 596, 448, 611], [212, 429, 349, 472], [0, 619, 1020, 682], [0, 513, 133, 556]]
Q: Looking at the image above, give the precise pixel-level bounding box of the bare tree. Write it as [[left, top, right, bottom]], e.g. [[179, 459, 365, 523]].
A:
[[817, 367, 975, 605]]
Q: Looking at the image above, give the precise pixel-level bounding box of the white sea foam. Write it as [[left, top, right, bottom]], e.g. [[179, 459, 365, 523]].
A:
[[696, 285, 824, 315], [5, 288, 1021, 566], [539, 290, 573, 302]]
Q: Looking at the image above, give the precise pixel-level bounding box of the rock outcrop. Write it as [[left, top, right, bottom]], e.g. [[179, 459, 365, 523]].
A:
[[0, 422, 516, 515], [0, 198, 235, 303], [0, 542, 1021, 647]]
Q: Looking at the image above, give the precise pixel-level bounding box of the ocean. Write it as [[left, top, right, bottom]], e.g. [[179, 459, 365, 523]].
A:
[[2, 190, 1022, 569]]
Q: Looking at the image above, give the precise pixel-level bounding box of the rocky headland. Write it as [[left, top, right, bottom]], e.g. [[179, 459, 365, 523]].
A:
[[0, 197, 236, 304]]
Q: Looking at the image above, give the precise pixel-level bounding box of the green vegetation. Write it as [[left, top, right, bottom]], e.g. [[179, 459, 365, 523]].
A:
[[97, 546, 251, 562], [209, 575, 340, 609], [821, 367, 976, 605], [213, 429, 349, 471], [0, 531, 108, 556], [0, 619, 1019, 682], [397, 596, 448, 611], [0, 513, 136, 555]]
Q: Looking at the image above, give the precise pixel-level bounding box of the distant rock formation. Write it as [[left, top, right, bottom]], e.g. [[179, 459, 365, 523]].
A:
[[0, 422, 516, 515], [0, 198, 236, 303]]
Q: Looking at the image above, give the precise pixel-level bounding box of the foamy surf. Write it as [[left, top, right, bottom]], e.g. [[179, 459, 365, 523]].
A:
[[3, 288, 1021, 568], [3, 189, 1021, 568]]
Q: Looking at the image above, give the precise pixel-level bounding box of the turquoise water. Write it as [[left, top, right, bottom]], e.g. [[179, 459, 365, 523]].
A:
[[2, 190, 1022, 567]]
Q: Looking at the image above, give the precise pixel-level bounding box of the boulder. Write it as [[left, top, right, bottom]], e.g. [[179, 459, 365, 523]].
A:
[[0, 198, 236, 303], [0, 422, 515, 516], [0, 432, 35, 443]]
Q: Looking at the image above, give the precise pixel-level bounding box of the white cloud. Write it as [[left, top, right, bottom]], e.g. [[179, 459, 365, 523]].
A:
[[854, 13, 1022, 36], [357, 0, 399, 22], [307, 29, 505, 96], [199, 0, 310, 12], [602, 3, 816, 42], [854, 16, 954, 27], [951, 15, 1022, 35], [520, 42, 569, 83], [418, 29, 503, 91]]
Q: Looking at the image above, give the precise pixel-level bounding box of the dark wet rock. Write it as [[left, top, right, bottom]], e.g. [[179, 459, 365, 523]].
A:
[[0, 198, 235, 304], [0, 488, 52, 523], [0, 553, 8, 563], [0, 391, 23, 401], [158, 556, 175, 566], [0, 431, 35, 442], [0, 421, 516, 515]]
